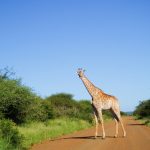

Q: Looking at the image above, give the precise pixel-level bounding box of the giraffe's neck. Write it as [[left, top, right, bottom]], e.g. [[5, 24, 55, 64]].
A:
[[80, 75, 101, 98]]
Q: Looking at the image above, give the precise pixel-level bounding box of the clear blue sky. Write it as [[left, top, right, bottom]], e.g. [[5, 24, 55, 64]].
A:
[[0, 0, 150, 111]]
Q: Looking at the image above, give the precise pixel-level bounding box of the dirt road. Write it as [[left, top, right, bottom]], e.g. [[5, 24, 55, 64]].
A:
[[31, 117, 150, 150]]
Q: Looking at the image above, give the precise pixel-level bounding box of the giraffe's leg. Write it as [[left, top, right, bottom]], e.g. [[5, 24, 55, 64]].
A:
[[114, 118, 118, 138], [113, 110, 126, 137], [119, 117, 126, 137], [98, 111, 105, 139], [111, 109, 119, 138], [94, 112, 98, 139]]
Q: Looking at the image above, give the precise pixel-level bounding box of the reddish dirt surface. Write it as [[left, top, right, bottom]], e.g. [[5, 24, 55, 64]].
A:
[[31, 117, 150, 150]]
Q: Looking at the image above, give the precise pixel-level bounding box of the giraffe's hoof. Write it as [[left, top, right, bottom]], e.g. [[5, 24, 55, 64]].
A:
[[123, 132, 126, 137], [94, 136, 97, 139], [102, 136, 105, 139], [114, 135, 118, 138]]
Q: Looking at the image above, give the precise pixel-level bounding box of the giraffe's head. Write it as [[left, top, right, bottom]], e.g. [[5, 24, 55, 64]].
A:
[[77, 68, 85, 78]]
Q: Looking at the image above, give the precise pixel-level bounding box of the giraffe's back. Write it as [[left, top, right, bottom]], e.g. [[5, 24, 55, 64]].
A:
[[92, 91, 119, 110]]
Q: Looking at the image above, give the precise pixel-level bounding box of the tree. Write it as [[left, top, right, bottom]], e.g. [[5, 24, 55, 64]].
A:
[[78, 100, 93, 122], [0, 68, 56, 124], [0, 78, 40, 124], [133, 99, 150, 118], [46, 93, 80, 118], [0, 67, 15, 80]]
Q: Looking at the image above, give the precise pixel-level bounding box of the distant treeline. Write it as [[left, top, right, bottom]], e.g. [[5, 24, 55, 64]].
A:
[[133, 99, 150, 119]]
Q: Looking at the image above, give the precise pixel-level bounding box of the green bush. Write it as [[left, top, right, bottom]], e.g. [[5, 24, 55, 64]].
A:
[[78, 100, 93, 122], [133, 99, 150, 119], [0, 68, 55, 124], [26, 100, 54, 122], [41, 100, 54, 119], [120, 111, 127, 116], [0, 119, 24, 149], [0, 78, 41, 124], [46, 93, 80, 118]]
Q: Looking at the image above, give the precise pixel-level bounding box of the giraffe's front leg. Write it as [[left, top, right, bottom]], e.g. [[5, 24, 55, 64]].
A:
[[99, 111, 105, 139], [94, 112, 98, 139]]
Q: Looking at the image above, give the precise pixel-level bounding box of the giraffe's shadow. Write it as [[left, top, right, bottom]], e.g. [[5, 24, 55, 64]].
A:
[[63, 135, 117, 140], [127, 123, 145, 126], [50, 135, 116, 141]]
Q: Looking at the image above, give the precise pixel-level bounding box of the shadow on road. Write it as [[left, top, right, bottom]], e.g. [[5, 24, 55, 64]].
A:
[[63, 136, 97, 140], [50, 135, 116, 141], [127, 123, 145, 126]]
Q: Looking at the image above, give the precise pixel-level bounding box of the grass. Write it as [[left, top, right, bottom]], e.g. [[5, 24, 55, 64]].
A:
[[134, 116, 150, 127], [103, 114, 112, 121], [139, 118, 150, 126], [0, 138, 18, 150], [0, 116, 111, 150], [18, 118, 92, 149], [0, 138, 8, 150]]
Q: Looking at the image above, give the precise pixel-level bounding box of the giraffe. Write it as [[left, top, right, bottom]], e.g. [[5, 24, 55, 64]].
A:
[[77, 68, 126, 139]]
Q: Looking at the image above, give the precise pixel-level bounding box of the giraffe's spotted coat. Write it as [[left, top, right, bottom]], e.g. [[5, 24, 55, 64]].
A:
[[77, 69, 126, 138]]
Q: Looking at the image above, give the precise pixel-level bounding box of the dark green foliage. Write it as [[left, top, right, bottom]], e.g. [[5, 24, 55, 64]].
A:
[[0, 78, 40, 124], [0, 67, 55, 124], [103, 110, 113, 117], [41, 100, 54, 119], [120, 111, 128, 116], [26, 100, 54, 122], [46, 93, 93, 122], [78, 100, 93, 122], [46, 93, 80, 118], [133, 99, 150, 119], [0, 119, 24, 149]]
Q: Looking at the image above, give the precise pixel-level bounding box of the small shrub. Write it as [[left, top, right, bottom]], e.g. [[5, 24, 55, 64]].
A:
[[0, 119, 24, 149], [144, 120, 150, 126], [78, 100, 93, 123], [25, 100, 54, 122], [0, 78, 42, 124], [41, 100, 54, 119], [46, 93, 80, 118]]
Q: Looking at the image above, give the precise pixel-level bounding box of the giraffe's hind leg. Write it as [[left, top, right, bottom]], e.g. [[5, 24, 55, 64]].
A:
[[112, 109, 126, 137], [114, 118, 119, 138], [110, 109, 119, 138], [119, 116, 126, 137]]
